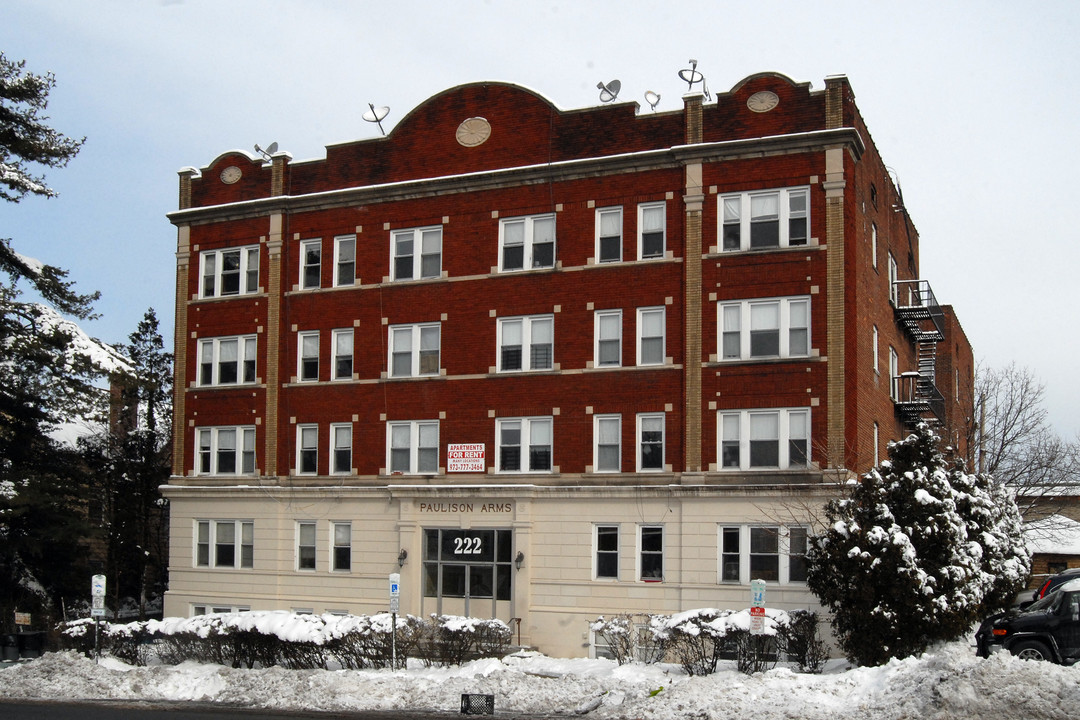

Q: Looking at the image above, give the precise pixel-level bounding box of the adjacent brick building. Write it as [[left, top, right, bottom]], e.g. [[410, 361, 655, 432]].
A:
[[164, 72, 974, 657]]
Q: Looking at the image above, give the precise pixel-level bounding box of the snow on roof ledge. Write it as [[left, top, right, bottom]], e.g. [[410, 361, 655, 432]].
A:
[[1024, 514, 1080, 555]]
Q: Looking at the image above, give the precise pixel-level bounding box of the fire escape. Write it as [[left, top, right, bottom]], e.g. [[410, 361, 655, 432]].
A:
[[892, 279, 946, 428]]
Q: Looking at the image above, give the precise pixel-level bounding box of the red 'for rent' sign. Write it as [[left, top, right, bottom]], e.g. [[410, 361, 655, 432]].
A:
[[447, 444, 485, 472]]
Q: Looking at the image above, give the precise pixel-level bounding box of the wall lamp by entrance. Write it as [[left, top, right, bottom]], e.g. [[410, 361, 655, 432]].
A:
[[398, 549, 408, 567], [515, 551, 525, 570]]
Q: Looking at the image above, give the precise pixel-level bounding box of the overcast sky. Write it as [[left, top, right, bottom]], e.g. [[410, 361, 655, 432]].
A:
[[4, 0, 1079, 437]]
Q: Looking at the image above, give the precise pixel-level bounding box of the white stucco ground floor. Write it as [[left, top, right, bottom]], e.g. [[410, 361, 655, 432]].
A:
[[162, 481, 836, 658]]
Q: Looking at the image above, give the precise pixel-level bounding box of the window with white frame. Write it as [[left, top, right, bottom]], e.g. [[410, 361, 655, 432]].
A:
[[594, 310, 622, 367], [497, 417, 552, 473], [334, 235, 355, 287], [596, 207, 622, 263], [298, 331, 319, 382], [593, 414, 621, 472], [873, 421, 880, 466], [392, 226, 442, 281], [720, 187, 809, 251], [332, 329, 353, 380], [638, 202, 665, 259], [499, 214, 555, 271], [297, 521, 316, 571], [192, 604, 250, 615], [200, 246, 259, 298], [719, 297, 809, 360], [718, 525, 808, 584], [300, 239, 321, 289], [198, 335, 257, 386], [387, 420, 439, 474], [498, 315, 553, 372], [196, 426, 256, 476], [330, 423, 352, 475], [872, 325, 879, 375], [389, 323, 440, 377], [637, 307, 665, 366], [888, 252, 899, 305], [332, 522, 351, 571], [717, 408, 810, 470], [595, 525, 619, 579], [889, 346, 899, 401], [637, 413, 664, 471], [296, 424, 318, 475], [639, 525, 663, 580], [871, 223, 878, 269], [196, 520, 253, 569]]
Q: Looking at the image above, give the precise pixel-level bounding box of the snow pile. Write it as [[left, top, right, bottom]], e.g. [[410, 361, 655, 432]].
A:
[[1, 642, 1077, 719]]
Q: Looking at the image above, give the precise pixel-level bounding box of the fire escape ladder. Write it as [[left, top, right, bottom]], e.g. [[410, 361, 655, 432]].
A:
[[892, 279, 946, 428]]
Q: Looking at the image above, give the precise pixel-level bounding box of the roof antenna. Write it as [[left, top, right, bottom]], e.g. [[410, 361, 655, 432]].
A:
[[363, 103, 390, 136], [678, 59, 711, 100], [597, 79, 621, 103], [644, 90, 661, 112]]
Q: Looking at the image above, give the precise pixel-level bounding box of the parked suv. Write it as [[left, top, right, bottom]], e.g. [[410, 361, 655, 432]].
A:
[[976, 577, 1080, 664], [1031, 567, 1080, 602]]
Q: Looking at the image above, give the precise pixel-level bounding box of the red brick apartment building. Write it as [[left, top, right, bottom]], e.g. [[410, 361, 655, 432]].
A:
[[164, 72, 974, 657]]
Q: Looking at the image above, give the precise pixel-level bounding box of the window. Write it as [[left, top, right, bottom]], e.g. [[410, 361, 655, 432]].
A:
[[593, 414, 621, 472], [498, 315, 553, 372], [331, 423, 352, 475], [596, 207, 622, 263], [871, 223, 878, 269], [496, 417, 552, 473], [594, 310, 622, 367], [717, 408, 810, 470], [638, 202, 665, 259], [389, 323, 440, 377], [296, 424, 318, 475], [719, 525, 808, 584], [719, 297, 810, 360], [720, 187, 809, 251], [873, 421, 880, 467], [334, 235, 355, 287], [198, 335, 257, 386], [196, 520, 253, 569], [196, 426, 256, 476], [499, 214, 555, 271], [595, 525, 619, 579], [298, 331, 319, 382], [889, 347, 899, 401], [637, 413, 664, 471], [200, 246, 259, 298], [637, 307, 665, 366], [387, 420, 439, 474], [392, 226, 442, 281], [300, 239, 321, 289], [332, 329, 353, 380], [639, 526, 663, 580], [297, 521, 316, 571], [872, 325, 879, 375], [888, 252, 899, 305], [332, 522, 351, 572]]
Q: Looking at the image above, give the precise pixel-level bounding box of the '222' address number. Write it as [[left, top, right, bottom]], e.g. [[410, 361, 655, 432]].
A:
[[453, 536, 483, 555]]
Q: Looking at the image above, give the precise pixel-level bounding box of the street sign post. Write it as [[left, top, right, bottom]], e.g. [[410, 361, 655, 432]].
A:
[[91, 574, 107, 660], [389, 573, 401, 668], [750, 579, 766, 636]]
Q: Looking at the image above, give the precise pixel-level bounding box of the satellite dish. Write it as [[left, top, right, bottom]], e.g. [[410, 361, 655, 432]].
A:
[[677, 59, 711, 100], [363, 103, 390, 136], [596, 79, 621, 103], [644, 90, 661, 111], [265, 141, 278, 155], [254, 142, 278, 161]]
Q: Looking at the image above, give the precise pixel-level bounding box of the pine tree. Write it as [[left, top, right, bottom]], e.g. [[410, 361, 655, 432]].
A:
[[805, 424, 1030, 666]]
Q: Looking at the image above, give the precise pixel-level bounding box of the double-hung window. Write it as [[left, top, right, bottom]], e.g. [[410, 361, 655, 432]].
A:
[[392, 226, 442, 281], [638, 202, 665, 259], [889, 347, 899, 401], [593, 414, 621, 472], [332, 329, 353, 380], [387, 420, 439, 474], [196, 520, 253, 569], [200, 246, 259, 298], [498, 315, 553, 372], [196, 426, 256, 476], [637, 413, 664, 471], [717, 408, 810, 470], [389, 323, 440, 377], [639, 526, 663, 580], [330, 423, 352, 475], [872, 325, 879, 375], [497, 417, 552, 473], [300, 239, 322, 289], [888, 252, 899, 305], [298, 331, 319, 382], [636, 307, 665, 366], [332, 522, 351, 571], [719, 297, 810, 360], [719, 525, 808, 584], [296, 424, 318, 475], [499, 214, 555, 271], [198, 335, 257, 386], [596, 207, 622, 263], [595, 525, 619, 579], [721, 187, 809, 251], [334, 235, 355, 287], [594, 310, 622, 367], [297, 521, 316, 571]]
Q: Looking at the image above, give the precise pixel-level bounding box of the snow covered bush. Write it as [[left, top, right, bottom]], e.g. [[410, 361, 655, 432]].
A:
[[774, 609, 828, 674], [647, 608, 791, 676], [590, 614, 667, 665], [806, 423, 1030, 666], [416, 615, 512, 666], [324, 612, 424, 669]]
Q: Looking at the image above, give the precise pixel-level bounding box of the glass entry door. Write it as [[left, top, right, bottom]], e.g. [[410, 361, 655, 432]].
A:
[[423, 528, 512, 618]]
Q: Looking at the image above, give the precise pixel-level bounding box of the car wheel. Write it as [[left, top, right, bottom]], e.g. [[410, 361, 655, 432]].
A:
[[1011, 640, 1052, 662]]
